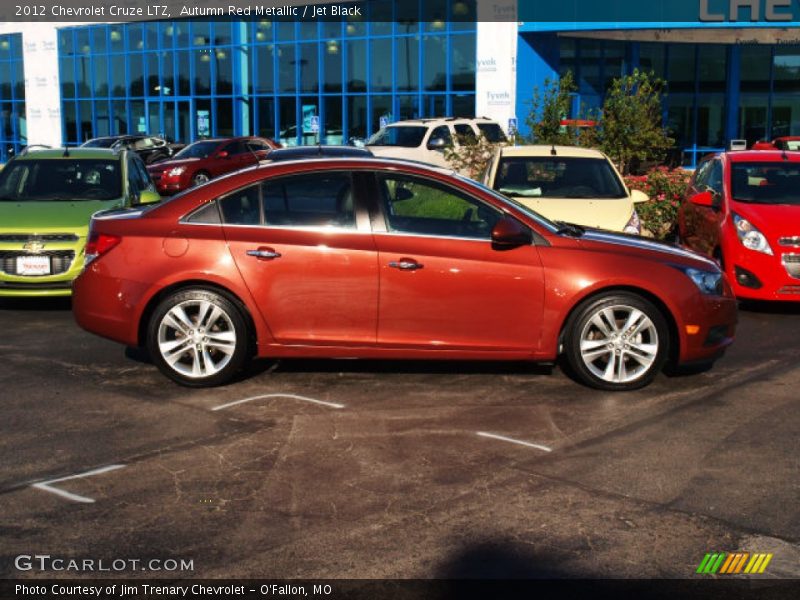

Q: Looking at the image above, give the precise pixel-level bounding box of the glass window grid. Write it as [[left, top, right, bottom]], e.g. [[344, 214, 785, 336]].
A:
[[58, 1, 476, 147], [560, 38, 800, 166], [0, 33, 25, 163]]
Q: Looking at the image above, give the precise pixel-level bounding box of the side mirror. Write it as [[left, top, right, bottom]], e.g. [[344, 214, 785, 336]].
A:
[[427, 137, 448, 150], [491, 216, 533, 248], [216, 150, 229, 159], [630, 189, 649, 203], [394, 187, 414, 202], [689, 190, 714, 208], [137, 190, 161, 205]]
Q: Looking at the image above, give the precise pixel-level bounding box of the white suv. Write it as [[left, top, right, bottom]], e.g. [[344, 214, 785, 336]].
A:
[[365, 117, 507, 168]]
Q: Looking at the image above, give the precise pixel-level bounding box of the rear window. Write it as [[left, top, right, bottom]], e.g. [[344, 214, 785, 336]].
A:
[[367, 126, 427, 148], [731, 162, 800, 205], [493, 156, 627, 199], [0, 159, 122, 201]]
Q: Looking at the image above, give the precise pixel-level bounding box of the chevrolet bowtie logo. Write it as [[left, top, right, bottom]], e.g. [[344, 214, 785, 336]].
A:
[[22, 240, 45, 253]]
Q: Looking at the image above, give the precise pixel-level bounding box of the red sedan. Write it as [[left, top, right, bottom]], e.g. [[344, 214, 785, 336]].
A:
[[147, 136, 279, 195], [73, 158, 737, 391], [678, 150, 800, 301]]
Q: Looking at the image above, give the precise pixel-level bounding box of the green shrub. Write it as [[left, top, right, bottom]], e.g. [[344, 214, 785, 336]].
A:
[[624, 166, 692, 239]]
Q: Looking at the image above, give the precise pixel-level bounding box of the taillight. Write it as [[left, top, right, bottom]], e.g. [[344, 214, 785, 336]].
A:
[[84, 232, 121, 266]]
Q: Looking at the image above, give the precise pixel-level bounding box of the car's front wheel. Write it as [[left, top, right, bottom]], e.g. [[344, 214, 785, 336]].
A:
[[563, 293, 669, 391], [146, 288, 250, 387], [192, 171, 211, 186]]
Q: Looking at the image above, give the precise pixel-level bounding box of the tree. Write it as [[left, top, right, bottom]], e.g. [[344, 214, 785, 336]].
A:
[[524, 70, 580, 146], [593, 69, 673, 175]]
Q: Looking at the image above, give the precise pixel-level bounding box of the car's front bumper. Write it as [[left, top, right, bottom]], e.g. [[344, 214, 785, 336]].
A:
[[725, 244, 800, 301], [0, 241, 85, 297], [677, 289, 738, 364]]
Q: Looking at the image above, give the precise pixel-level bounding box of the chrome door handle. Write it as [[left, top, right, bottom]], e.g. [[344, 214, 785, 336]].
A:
[[389, 260, 423, 271], [247, 249, 282, 259]]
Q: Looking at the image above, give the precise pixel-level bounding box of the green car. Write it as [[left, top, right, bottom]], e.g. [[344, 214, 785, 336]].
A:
[[0, 147, 160, 297]]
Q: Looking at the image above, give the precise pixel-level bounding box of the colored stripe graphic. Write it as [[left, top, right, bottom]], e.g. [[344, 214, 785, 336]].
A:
[[696, 553, 713, 574], [697, 552, 772, 575]]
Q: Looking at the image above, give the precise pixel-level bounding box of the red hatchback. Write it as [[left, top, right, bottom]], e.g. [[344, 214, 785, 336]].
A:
[[73, 158, 737, 391], [678, 150, 800, 301], [147, 136, 279, 195]]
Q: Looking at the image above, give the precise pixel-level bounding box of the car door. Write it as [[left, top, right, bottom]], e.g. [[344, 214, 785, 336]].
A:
[[371, 172, 545, 352], [680, 158, 712, 252], [688, 159, 725, 256], [221, 170, 379, 345]]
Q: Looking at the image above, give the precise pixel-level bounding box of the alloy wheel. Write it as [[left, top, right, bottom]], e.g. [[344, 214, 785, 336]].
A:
[[578, 304, 660, 384]]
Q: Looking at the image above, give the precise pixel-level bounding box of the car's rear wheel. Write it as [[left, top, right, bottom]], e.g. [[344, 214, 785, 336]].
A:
[[563, 293, 669, 391], [192, 171, 211, 186], [146, 288, 249, 387]]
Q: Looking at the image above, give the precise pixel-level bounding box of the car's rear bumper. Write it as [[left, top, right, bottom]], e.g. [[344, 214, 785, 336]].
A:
[[73, 269, 147, 347]]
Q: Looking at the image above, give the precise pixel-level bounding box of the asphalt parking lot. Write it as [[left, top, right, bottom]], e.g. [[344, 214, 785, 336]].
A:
[[1, 297, 799, 580]]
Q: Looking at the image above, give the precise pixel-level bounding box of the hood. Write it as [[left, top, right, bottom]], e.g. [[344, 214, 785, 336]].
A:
[[578, 228, 719, 270], [514, 196, 633, 231], [147, 157, 201, 173], [0, 199, 124, 234], [366, 146, 451, 168], [729, 201, 800, 238]]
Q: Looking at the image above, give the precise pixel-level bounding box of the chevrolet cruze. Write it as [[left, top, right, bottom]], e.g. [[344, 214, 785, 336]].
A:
[[72, 157, 737, 391]]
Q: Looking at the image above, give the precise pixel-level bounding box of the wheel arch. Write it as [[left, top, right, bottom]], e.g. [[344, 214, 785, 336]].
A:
[[137, 279, 258, 357], [557, 285, 681, 368]]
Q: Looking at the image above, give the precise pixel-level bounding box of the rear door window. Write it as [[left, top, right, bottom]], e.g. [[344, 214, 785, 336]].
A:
[[262, 172, 355, 228]]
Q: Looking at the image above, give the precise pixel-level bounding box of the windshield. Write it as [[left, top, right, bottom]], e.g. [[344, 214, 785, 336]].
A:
[[493, 156, 627, 199], [778, 140, 800, 151], [174, 141, 221, 159], [367, 126, 427, 148], [731, 162, 800, 205], [476, 123, 507, 143], [0, 159, 122, 201], [457, 174, 559, 233], [82, 138, 117, 148]]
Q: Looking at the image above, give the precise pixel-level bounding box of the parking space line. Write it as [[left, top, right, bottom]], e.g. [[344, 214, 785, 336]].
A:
[[477, 431, 553, 453], [31, 464, 126, 504], [212, 394, 345, 411]]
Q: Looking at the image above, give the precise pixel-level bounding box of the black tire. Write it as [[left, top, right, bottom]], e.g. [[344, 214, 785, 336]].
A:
[[563, 292, 670, 391], [192, 171, 211, 186], [146, 288, 250, 387]]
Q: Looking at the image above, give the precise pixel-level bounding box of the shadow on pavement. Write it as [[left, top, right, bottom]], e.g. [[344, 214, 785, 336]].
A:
[[0, 297, 72, 311], [739, 300, 800, 315], [252, 357, 555, 377]]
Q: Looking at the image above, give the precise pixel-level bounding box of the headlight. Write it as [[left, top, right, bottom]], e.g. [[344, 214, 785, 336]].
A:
[[733, 213, 773, 255], [168, 166, 186, 177], [674, 266, 724, 295], [623, 209, 641, 235]]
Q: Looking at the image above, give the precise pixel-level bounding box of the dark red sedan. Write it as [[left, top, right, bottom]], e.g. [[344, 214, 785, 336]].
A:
[[678, 150, 800, 301], [147, 136, 279, 195], [73, 158, 737, 391]]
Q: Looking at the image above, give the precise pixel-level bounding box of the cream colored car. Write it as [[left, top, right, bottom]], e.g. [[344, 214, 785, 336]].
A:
[[483, 145, 648, 234]]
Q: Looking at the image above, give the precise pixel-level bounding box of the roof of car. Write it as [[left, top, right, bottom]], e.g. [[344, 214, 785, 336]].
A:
[[264, 146, 373, 161], [386, 117, 501, 127], [499, 145, 607, 158], [13, 147, 123, 160], [726, 150, 800, 162]]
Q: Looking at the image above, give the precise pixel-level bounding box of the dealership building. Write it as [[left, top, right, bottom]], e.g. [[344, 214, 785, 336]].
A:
[[1, 0, 800, 165]]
